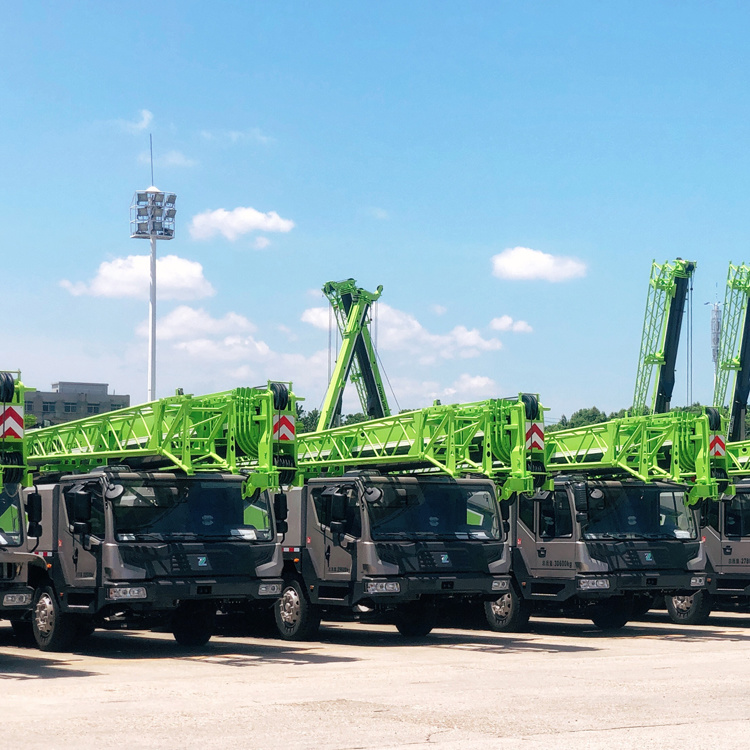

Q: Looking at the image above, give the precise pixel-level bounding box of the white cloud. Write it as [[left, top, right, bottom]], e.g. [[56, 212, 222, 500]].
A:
[[431, 304, 447, 316], [491, 246, 587, 282], [442, 374, 498, 399], [301, 307, 329, 330], [301, 302, 501, 363], [490, 315, 533, 333], [135, 306, 256, 341], [200, 127, 274, 145], [60, 255, 215, 300], [190, 206, 295, 241], [118, 109, 153, 134], [376, 304, 501, 362], [253, 236, 271, 250], [138, 150, 197, 168]]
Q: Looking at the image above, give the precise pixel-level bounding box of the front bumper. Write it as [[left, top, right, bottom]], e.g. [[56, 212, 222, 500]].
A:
[[575, 571, 706, 600], [60, 576, 284, 614], [357, 574, 511, 603]]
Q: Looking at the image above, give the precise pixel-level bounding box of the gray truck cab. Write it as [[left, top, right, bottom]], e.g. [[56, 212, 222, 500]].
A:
[[666, 478, 750, 624], [275, 472, 512, 639], [485, 476, 706, 631], [16, 468, 284, 651], [0, 484, 43, 640]]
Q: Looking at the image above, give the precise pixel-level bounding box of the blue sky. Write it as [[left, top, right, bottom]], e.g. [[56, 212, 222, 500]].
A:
[[2, 2, 749, 421]]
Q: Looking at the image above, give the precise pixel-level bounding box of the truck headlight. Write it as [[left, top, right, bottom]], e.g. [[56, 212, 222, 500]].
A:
[[578, 578, 610, 590], [258, 583, 282, 596], [3, 593, 32, 606], [491, 579, 509, 591], [366, 581, 401, 594], [107, 587, 147, 600], [690, 576, 706, 587]]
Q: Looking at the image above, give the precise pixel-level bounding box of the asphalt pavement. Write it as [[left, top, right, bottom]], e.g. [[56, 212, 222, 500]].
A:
[[2, 611, 750, 749]]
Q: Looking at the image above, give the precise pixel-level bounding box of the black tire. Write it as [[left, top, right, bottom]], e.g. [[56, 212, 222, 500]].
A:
[[394, 600, 437, 638], [10, 619, 34, 645], [275, 578, 321, 640], [484, 585, 532, 633], [172, 602, 215, 647], [32, 585, 79, 652], [590, 598, 632, 630], [665, 591, 712, 625]]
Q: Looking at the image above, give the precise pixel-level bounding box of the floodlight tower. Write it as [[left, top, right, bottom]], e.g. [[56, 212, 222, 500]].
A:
[[130, 186, 177, 402]]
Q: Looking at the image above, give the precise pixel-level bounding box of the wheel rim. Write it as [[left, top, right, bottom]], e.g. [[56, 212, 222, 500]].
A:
[[34, 593, 56, 636], [489, 594, 512, 623], [672, 595, 694, 614], [279, 587, 301, 626]]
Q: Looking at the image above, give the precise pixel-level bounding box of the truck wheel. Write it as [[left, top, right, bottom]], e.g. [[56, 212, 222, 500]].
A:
[[10, 619, 34, 645], [590, 598, 632, 630], [394, 600, 437, 638], [274, 578, 321, 641], [665, 591, 712, 625], [172, 602, 215, 647], [32, 585, 79, 652], [484, 586, 531, 633]]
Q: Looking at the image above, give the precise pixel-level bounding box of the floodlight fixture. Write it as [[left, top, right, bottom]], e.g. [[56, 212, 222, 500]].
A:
[[165, 194, 177, 207]]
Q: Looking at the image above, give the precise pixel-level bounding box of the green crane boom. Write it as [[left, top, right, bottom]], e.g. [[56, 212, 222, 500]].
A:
[[25, 382, 299, 493], [300, 394, 546, 499], [0, 371, 29, 491], [317, 279, 390, 431], [546, 409, 729, 503], [713, 262, 750, 441], [633, 259, 697, 415]]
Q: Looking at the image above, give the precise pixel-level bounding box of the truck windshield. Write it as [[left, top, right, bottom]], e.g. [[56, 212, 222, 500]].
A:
[[583, 485, 697, 540], [0, 484, 23, 546], [365, 481, 500, 541], [111, 479, 273, 541]]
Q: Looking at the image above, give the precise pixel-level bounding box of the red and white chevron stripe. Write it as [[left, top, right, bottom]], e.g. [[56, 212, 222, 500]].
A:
[[525, 421, 544, 451], [0, 405, 23, 439], [709, 432, 726, 457], [273, 414, 296, 442]]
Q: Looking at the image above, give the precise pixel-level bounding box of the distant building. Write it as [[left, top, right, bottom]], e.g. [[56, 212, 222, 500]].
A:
[[25, 382, 131, 426]]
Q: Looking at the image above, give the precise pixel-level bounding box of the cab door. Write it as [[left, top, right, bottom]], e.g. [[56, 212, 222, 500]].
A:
[[57, 483, 101, 590], [307, 484, 359, 594], [717, 495, 750, 574], [527, 488, 576, 578]]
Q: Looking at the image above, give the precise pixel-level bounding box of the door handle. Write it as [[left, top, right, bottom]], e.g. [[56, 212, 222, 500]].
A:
[[537, 547, 547, 558], [723, 545, 733, 555]]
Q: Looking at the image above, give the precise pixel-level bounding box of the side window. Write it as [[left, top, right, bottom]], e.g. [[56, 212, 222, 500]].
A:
[[310, 486, 361, 538], [311, 487, 328, 527], [724, 498, 750, 537], [704, 500, 719, 531], [518, 494, 534, 531], [539, 491, 573, 539]]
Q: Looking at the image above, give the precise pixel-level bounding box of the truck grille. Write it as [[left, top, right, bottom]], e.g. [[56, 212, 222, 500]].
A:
[[0, 562, 17, 580]]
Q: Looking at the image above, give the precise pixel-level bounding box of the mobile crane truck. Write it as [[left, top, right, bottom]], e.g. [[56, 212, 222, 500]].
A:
[[666, 261, 750, 623], [268, 279, 546, 639], [8, 381, 298, 651]]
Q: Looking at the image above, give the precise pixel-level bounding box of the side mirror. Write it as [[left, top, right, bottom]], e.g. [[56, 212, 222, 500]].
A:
[[502, 519, 510, 534], [72, 492, 93, 523], [274, 492, 288, 522], [573, 483, 589, 514], [329, 520, 346, 534], [27, 522, 42, 539], [575, 512, 588, 524], [26, 492, 42, 524], [330, 493, 348, 523], [72, 521, 91, 536]]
